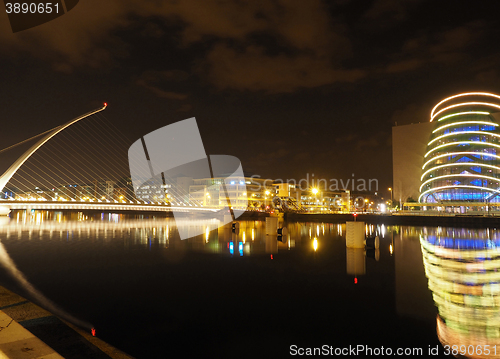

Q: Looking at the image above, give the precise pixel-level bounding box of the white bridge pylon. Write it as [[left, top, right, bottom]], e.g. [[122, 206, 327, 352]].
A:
[[0, 104, 108, 194]]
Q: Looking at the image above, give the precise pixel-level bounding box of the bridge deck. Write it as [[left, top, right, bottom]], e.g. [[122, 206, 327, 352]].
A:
[[0, 200, 218, 213]]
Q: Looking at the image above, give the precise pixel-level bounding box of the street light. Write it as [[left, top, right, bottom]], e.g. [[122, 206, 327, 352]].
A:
[[311, 188, 320, 212], [388, 187, 393, 208]]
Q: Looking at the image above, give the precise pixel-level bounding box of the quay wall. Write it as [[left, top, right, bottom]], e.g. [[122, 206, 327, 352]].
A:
[[284, 213, 500, 228]]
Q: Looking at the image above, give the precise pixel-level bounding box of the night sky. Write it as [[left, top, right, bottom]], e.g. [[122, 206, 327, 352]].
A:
[[1, 0, 500, 198]]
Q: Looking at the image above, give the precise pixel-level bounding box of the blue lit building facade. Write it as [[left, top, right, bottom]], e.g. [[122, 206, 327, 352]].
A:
[[419, 93, 500, 206]]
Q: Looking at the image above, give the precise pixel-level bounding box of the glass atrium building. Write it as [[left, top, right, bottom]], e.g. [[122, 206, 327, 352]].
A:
[[420, 92, 500, 204]]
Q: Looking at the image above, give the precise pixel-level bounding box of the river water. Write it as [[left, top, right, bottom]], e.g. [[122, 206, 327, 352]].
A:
[[0, 212, 494, 358]]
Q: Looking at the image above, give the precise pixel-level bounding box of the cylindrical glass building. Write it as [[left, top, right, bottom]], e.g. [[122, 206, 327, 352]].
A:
[[420, 92, 500, 204]]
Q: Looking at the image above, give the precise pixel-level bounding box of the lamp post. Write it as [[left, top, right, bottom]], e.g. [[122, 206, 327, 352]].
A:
[[388, 187, 393, 209], [311, 188, 319, 212]]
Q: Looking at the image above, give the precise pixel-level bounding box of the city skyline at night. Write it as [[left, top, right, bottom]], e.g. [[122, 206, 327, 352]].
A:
[[2, 0, 500, 200], [4, 2, 500, 357]]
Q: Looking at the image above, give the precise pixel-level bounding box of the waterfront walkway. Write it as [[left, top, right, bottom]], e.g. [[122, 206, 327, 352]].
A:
[[0, 286, 133, 359]]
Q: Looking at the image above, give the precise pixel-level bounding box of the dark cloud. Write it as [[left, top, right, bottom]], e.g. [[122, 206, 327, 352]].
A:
[[384, 21, 487, 73], [140, 22, 165, 39], [204, 43, 365, 93], [176, 103, 193, 113], [0, 0, 132, 67], [472, 54, 500, 86], [136, 80, 188, 100], [0, 0, 365, 93], [136, 79, 188, 101], [246, 147, 290, 171], [136, 70, 191, 112], [363, 0, 422, 22], [385, 59, 422, 73]]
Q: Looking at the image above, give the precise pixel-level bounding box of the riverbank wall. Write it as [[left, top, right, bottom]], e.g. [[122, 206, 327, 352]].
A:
[[284, 213, 500, 228]]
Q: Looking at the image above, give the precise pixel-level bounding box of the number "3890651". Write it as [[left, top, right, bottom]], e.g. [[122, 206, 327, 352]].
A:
[[444, 345, 497, 356], [5, 3, 60, 14]]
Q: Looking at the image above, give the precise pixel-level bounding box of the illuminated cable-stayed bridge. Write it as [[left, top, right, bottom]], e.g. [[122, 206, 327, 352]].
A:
[[0, 105, 219, 216]]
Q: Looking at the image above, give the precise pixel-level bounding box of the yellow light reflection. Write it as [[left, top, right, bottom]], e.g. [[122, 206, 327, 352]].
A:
[[389, 244, 393, 255], [205, 226, 209, 243], [421, 229, 500, 354], [313, 238, 318, 251]]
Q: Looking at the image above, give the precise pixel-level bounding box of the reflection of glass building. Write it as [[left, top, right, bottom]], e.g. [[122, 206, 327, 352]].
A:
[[420, 92, 500, 205], [420, 228, 500, 353]]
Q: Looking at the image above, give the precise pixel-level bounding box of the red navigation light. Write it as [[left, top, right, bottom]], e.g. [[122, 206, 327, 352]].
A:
[[91, 328, 96, 336], [103, 102, 108, 107], [354, 278, 357, 284], [270, 255, 273, 260]]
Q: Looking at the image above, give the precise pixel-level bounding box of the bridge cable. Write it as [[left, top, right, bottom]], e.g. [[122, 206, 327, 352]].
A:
[[57, 119, 136, 202], [94, 114, 203, 206], [92, 113, 201, 206]]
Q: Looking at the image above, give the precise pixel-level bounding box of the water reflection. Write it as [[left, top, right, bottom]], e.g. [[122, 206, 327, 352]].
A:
[[346, 248, 365, 276], [421, 228, 500, 357], [0, 213, 399, 262], [0, 213, 405, 358], [0, 213, 371, 257]]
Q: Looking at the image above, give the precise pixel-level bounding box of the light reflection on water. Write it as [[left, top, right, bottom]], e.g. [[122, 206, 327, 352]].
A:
[[7, 212, 492, 357], [0, 217, 331, 255], [0, 214, 393, 258], [421, 228, 500, 358]]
